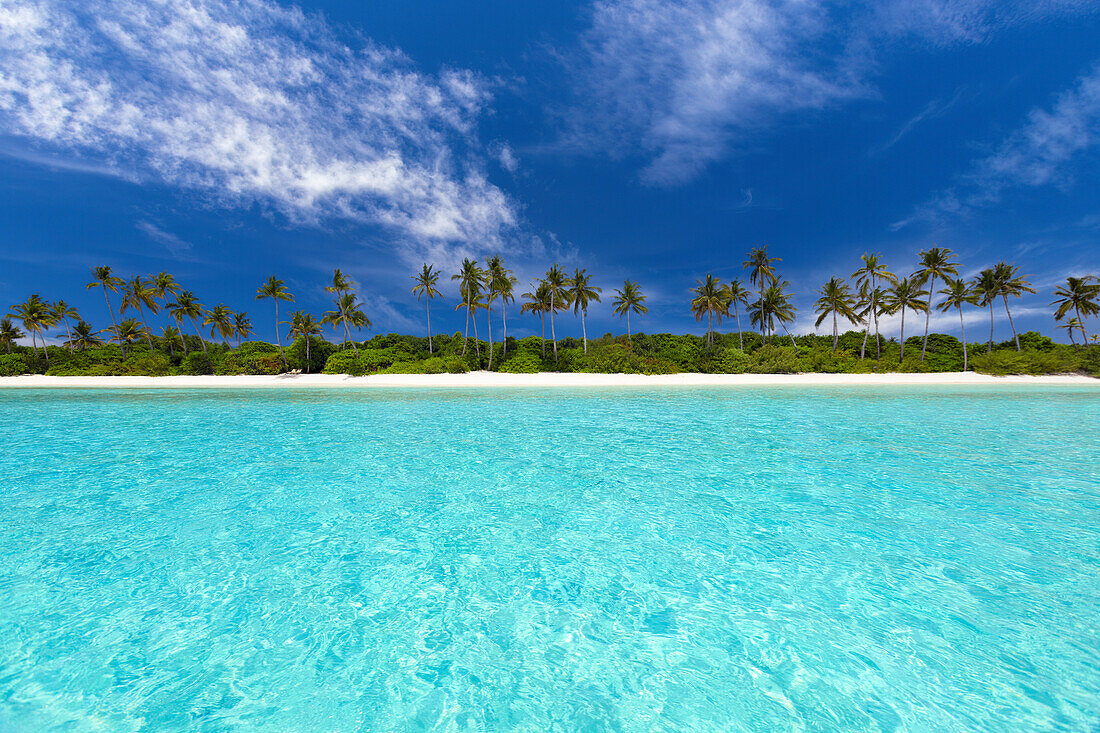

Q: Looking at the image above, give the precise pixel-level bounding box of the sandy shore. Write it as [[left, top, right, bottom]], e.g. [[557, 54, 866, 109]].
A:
[[0, 371, 1095, 389]]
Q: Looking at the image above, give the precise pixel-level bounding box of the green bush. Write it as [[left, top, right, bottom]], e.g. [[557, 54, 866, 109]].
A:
[[322, 349, 365, 376], [216, 350, 283, 376], [796, 347, 858, 373], [181, 351, 214, 375], [0, 353, 29, 376], [749, 345, 800, 373], [286, 336, 334, 374], [710, 347, 750, 374], [970, 348, 1079, 376], [499, 353, 541, 373]]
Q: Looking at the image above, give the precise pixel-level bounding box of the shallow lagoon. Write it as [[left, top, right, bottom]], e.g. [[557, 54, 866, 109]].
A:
[[2, 387, 1098, 730]]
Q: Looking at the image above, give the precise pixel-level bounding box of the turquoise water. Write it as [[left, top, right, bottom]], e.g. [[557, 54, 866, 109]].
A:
[[1, 386, 1099, 731]]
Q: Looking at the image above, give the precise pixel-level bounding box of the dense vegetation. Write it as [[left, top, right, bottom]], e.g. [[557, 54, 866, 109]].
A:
[[3, 245, 1098, 378]]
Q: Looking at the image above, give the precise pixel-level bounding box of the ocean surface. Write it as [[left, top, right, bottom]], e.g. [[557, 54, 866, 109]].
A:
[[1, 386, 1098, 731]]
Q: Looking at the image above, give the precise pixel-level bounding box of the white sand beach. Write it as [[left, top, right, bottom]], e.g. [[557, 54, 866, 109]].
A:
[[0, 371, 1095, 388]]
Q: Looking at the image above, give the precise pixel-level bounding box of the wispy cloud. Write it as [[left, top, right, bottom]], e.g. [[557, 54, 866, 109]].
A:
[[0, 0, 516, 247], [894, 62, 1100, 228], [135, 220, 194, 260], [869, 87, 966, 156], [566, 0, 1094, 185]]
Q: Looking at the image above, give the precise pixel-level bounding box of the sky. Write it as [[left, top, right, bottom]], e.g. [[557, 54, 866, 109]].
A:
[[1, 0, 1098, 345]]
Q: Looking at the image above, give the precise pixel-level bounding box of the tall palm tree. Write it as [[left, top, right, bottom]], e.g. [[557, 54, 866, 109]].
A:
[[727, 279, 750, 351], [285, 310, 322, 372], [410, 264, 442, 354], [324, 268, 358, 352], [150, 271, 182, 347], [749, 283, 797, 346], [743, 246, 781, 342], [972, 268, 1000, 354], [853, 254, 897, 362], [937, 278, 979, 371], [452, 258, 484, 357], [110, 318, 148, 358], [486, 256, 519, 364], [168, 291, 208, 355], [915, 247, 959, 361], [882, 276, 929, 363], [233, 312, 252, 348], [991, 262, 1035, 352], [66, 320, 102, 352], [521, 280, 552, 357], [160, 326, 183, 356], [204, 305, 235, 346], [1051, 276, 1099, 349], [544, 264, 569, 362], [813, 277, 858, 352], [51, 300, 80, 353], [690, 273, 728, 352], [86, 266, 123, 332], [10, 294, 55, 360], [0, 316, 25, 354], [569, 268, 603, 354], [611, 280, 648, 345], [120, 275, 159, 351], [256, 276, 294, 367], [323, 292, 370, 350], [1059, 318, 1084, 350]]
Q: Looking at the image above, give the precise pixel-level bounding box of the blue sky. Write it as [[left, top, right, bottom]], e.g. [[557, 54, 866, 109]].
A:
[[1, 0, 1098, 344]]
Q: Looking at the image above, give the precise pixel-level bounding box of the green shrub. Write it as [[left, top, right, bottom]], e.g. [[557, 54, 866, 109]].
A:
[[322, 350, 364, 376], [499, 353, 541, 373], [710, 347, 750, 374], [749, 345, 800, 373], [286, 336, 334, 374], [0, 353, 29, 376], [796, 347, 858, 373], [181, 351, 214, 375], [217, 350, 283, 375], [970, 348, 1079, 376], [1079, 347, 1100, 377]]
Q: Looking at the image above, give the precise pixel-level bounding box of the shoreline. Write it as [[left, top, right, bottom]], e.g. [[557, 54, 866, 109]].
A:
[[0, 371, 1096, 389]]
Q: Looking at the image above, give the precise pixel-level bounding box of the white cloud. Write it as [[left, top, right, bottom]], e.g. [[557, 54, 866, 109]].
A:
[[135, 220, 193, 260], [0, 0, 515, 247]]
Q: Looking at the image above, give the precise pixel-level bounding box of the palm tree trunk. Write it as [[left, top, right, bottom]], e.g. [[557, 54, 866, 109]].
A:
[[540, 314, 545, 357], [306, 337, 311, 373], [899, 308, 906, 363], [62, 317, 73, 353], [272, 304, 283, 366], [487, 301, 494, 370], [550, 294, 558, 361], [472, 307, 480, 360], [502, 303, 508, 357], [627, 311, 632, 345], [136, 306, 155, 351], [1002, 295, 1020, 351], [1076, 305, 1090, 350], [426, 298, 433, 354], [462, 296, 470, 355], [103, 290, 118, 332], [921, 275, 935, 361], [735, 305, 743, 352], [190, 316, 208, 355], [707, 310, 712, 352], [987, 302, 994, 354], [582, 310, 588, 354], [832, 311, 838, 352], [959, 308, 968, 371]]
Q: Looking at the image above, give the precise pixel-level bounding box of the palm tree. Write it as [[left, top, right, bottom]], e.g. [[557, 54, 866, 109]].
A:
[[0, 317, 25, 354], [324, 268, 359, 353], [410, 264, 442, 353], [690, 273, 728, 352], [544, 264, 569, 362], [120, 275, 159, 351], [521, 280, 552, 357], [51, 300, 80, 353], [452, 258, 484, 357], [882, 276, 929, 363], [110, 318, 148, 357], [168, 291, 208, 355], [743, 246, 781, 343], [937, 278, 979, 371], [204, 305, 235, 346], [256, 276, 294, 367], [66, 320, 102, 352], [992, 262, 1035, 352], [1059, 318, 1084, 350], [972, 268, 1000, 354], [727, 279, 750, 351], [487, 258, 518, 360], [1052, 276, 1099, 349], [86, 266, 123, 332], [915, 247, 959, 361], [285, 310, 322, 372], [323, 293, 370, 349], [233, 312, 252, 348], [813, 277, 858, 352], [853, 254, 897, 362], [611, 280, 648, 345], [568, 268, 603, 354], [9, 294, 55, 360], [160, 326, 184, 356], [749, 283, 797, 346], [150, 271, 182, 347]]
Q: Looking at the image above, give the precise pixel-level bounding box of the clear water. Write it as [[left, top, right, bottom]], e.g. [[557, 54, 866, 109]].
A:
[[1, 386, 1099, 732]]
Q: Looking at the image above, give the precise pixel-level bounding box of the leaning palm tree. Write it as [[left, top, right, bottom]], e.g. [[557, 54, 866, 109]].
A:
[[51, 300, 80, 353], [727, 279, 750, 351], [569, 268, 603, 354], [1059, 318, 1084, 350], [86, 266, 123, 332], [611, 280, 648, 345], [168, 291, 208, 355], [120, 275, 159, 351], [256, 276, 293, 367], [324, 268, 358, 352], [991, 262, 1035, 352], [972, 268, 1000, 354], [110, 318, 148, 358], [915, 247, 959, 361], [452, 258, 485, 357], [1052, 276, 1099, 349], [749, 283, 797, 346], [204, 305, 235, 346], [487, 257, 518, 360], [937, 278, 979, 371], [544, 264, 570, 362], [323, 292, 370, 351], [160, 326, 184, 356], [233, 312, 252, 348], [813, 277, 858, 352], [410, 264, 442, 353], [882, 276, 929, 363], [690, 273, 728, 352], [0, 316, 25, 354], [743, 246, 781, 342], [285, 310, 323, 372], [853, 254, 897, 363], [521, 280, 552, 357], [10, 293, 55, 360], [66, 320, 102, 352]]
